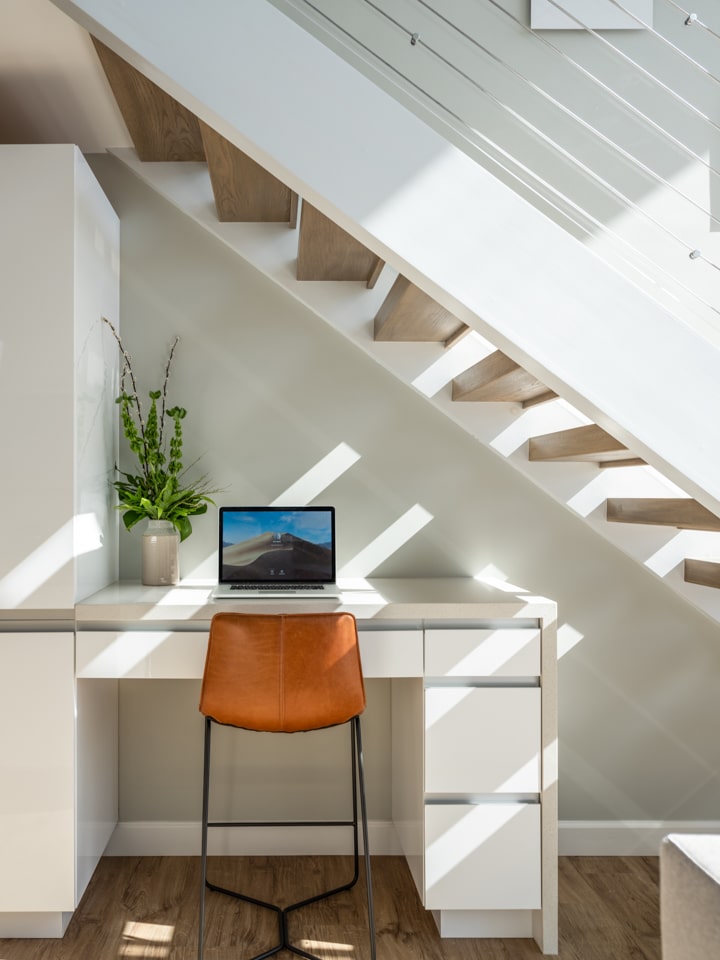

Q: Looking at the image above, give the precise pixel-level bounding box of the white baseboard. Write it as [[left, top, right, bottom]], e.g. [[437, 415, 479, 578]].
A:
[[104, 819, 720, 858], [558, 821, 720, 856], [105, 819, 403, 856]]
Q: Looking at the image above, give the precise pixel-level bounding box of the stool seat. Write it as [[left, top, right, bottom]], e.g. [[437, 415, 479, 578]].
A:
[[197, 611, 376, 960], [199, 611, 366, 731]]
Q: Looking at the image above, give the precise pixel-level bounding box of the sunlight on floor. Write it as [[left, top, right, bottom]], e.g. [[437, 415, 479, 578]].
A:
[[296, 941, 355, 958], [119, 920, 174, 958]]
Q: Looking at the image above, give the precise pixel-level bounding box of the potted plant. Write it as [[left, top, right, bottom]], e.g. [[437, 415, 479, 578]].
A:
[[104, 317, 217, 585]]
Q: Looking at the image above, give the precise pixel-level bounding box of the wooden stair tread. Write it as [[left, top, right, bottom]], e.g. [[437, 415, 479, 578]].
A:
[[452, 350, 557, 404], [297, 202, 383, 283], [91, 37, 205, 161], [606, 498, 720, 531], [374, 276, 467, 343], [199, 121, 297, 223], [684, 559, 720, 589], [529, 424, 644, 465]]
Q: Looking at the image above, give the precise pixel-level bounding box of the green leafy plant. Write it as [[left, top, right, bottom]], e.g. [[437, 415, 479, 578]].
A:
[[104, 317, 217, 541]]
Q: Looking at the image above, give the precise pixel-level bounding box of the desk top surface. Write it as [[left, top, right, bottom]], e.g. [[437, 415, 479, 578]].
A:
[[75, 578, 556, 626]]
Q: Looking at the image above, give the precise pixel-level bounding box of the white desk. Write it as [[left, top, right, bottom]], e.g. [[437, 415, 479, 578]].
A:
[[0, 579, 558, 953]]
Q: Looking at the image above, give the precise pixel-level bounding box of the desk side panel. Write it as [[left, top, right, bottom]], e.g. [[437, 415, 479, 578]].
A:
[[76, 678, 118, 900]]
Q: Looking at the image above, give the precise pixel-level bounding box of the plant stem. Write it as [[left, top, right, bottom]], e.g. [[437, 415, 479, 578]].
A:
[[102, 317, 148, 467], [158, 336, 179, 453]]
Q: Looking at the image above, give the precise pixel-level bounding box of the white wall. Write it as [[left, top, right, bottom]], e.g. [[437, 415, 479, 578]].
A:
[[88, 153, 720, 826]]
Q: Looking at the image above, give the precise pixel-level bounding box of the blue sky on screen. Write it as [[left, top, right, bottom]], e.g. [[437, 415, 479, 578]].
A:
[[223, 509, 332, 546]]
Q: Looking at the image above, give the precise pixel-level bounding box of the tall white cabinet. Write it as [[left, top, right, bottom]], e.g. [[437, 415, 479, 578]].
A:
[[0, 145, 119, 936]]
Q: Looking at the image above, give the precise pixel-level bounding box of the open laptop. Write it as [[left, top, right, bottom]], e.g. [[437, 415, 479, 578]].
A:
[[211, 506, 341, 599]]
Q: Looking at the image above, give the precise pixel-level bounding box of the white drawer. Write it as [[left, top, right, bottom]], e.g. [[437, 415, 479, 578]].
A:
[[425, 628, 541, 677], [424, 802, 541, 910], [358, 630, 423, 677], [76, 628, 424, 679], [76, 631, 208, 678], [425, 687, 540, 793]]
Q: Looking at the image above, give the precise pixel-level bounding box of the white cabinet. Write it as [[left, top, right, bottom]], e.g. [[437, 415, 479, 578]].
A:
[[0, 145, 119, 938], [0, 631, 118, 938], [0, 145, 119, 611], [0, 632, 75, 935], [393, 622, 555, 950]]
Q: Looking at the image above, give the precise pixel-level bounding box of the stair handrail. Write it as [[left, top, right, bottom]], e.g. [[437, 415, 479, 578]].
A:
[[540, 0, 720, 121], [480, 0, 720, 187], [282, 0, 720, 330], [603, 0, 720, 84]]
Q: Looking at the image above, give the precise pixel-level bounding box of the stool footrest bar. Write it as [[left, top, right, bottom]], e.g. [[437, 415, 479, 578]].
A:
[[207, 819, 355, 828]]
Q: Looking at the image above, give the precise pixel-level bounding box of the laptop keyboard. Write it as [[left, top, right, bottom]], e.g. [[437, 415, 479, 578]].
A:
[[229, 584, 327, 592]]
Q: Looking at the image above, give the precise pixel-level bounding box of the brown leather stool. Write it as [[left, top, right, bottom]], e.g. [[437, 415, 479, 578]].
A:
[[197, 611, 376, 960]]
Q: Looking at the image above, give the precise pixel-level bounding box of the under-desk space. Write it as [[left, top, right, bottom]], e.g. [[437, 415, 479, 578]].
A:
[[1, 579, 558, 953]]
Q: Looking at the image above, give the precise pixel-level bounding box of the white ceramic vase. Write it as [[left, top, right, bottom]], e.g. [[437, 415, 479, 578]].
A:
[[142, 519, 180, 586]]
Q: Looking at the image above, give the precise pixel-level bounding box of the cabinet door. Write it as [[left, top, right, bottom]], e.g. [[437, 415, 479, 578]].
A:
[[424, 803, 541, 910], [425, 687, 540, 793], [0, 632, 75, 911], [425, 628, 540, 677]]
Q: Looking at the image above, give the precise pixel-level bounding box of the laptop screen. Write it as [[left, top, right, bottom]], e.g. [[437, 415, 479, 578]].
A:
[[218, 506, 336, 585]]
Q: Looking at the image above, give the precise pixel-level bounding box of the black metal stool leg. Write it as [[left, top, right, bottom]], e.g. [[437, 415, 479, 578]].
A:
[[199, 717, 376, 960], [198, 717, 211, 960], [200, 716, 285, 960], [354, 715, 377, 960]]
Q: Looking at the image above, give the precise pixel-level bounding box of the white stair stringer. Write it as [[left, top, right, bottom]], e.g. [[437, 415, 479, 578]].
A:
[[51, 0, 720, 523], [110, 150, 720, 627]]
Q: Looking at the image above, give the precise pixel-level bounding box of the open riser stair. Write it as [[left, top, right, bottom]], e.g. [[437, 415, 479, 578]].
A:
[[50, 0, 720, 628]]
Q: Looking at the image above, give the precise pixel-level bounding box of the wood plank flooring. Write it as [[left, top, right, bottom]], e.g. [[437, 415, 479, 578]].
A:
[[0, 855, 660, 959]]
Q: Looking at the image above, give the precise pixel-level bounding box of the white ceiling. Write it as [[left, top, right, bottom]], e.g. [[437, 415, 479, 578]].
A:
[[0, 0, 131, 152]]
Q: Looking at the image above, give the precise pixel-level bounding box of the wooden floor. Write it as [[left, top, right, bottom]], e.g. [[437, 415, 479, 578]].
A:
[[0, 855, 660, 960]]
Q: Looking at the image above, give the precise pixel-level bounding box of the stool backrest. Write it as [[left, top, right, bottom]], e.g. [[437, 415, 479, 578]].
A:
[[199, 611, 366, 732]]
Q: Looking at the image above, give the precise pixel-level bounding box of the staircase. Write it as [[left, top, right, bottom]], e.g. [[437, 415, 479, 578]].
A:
[[267, 0, 720, 349], [51, 0, 720, 625]]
